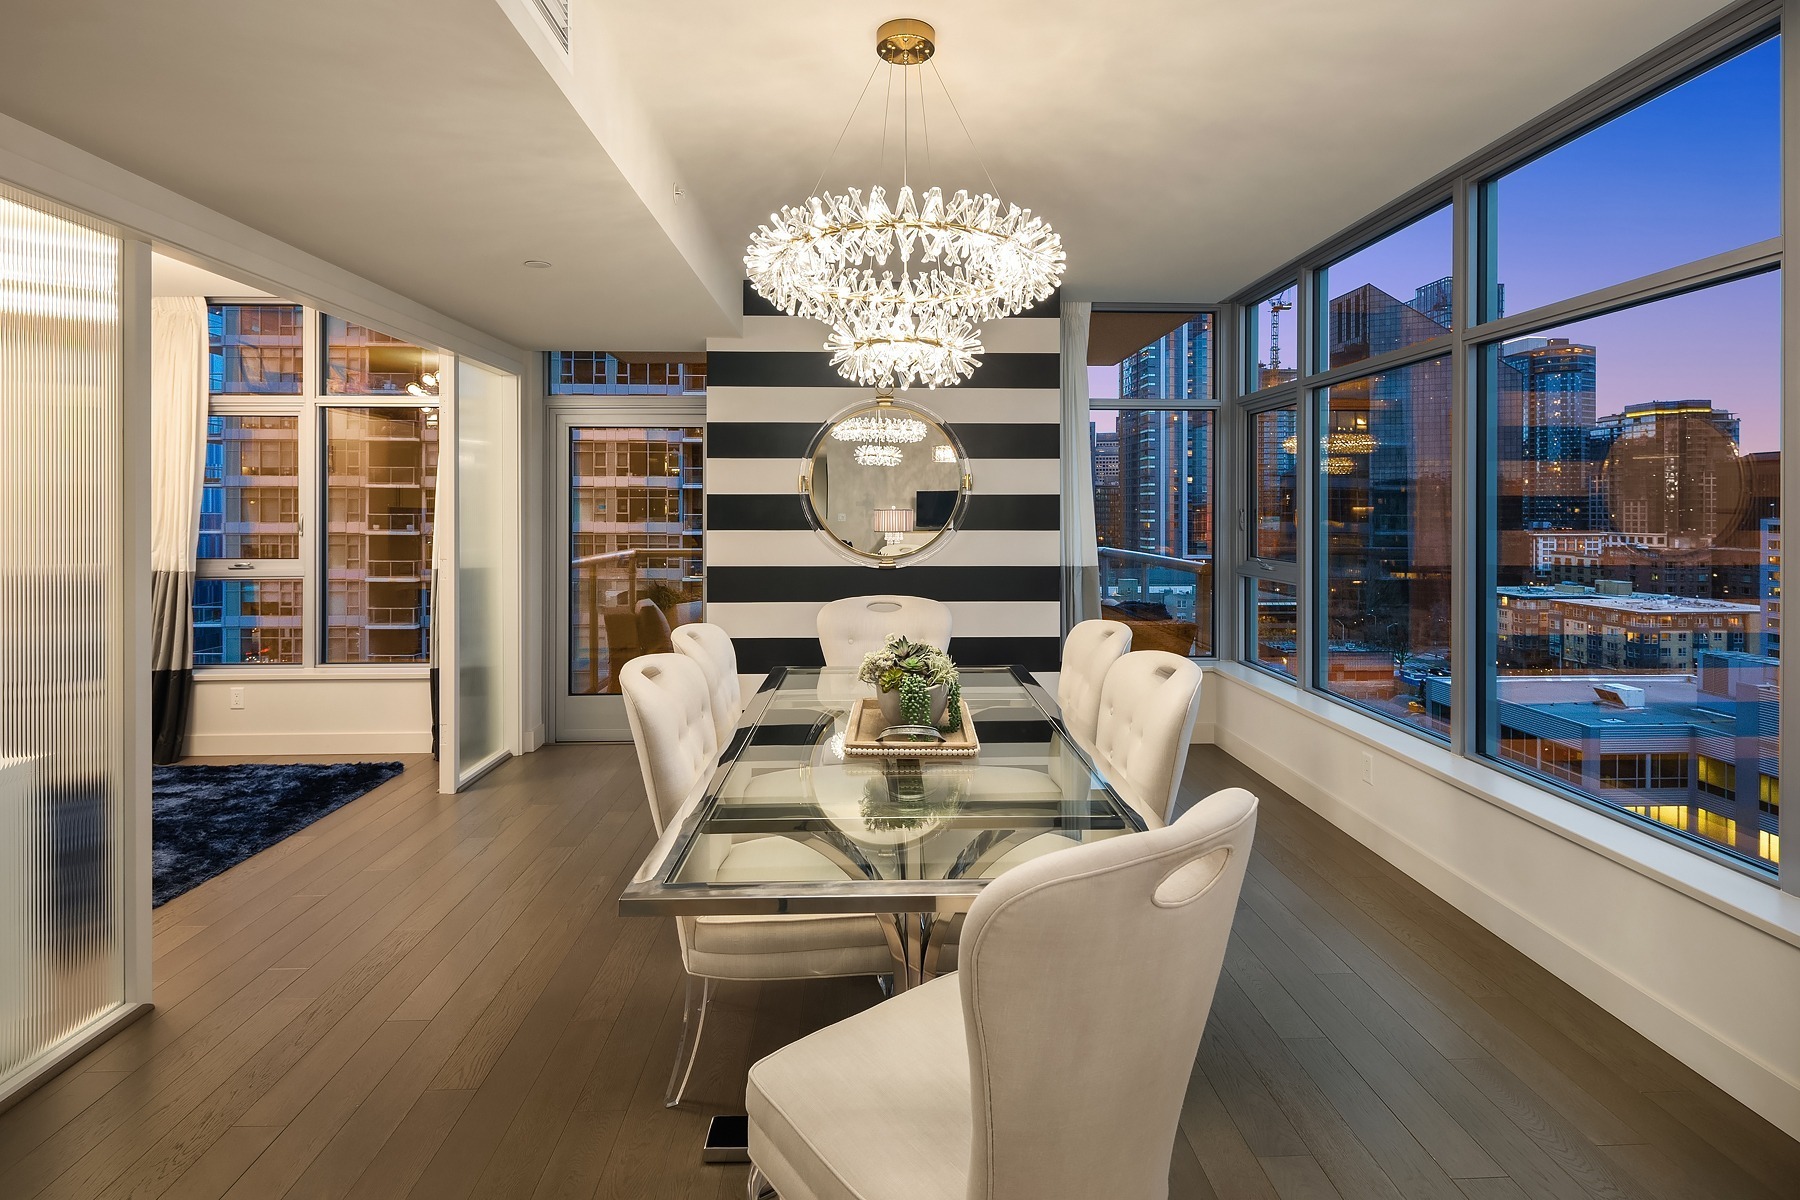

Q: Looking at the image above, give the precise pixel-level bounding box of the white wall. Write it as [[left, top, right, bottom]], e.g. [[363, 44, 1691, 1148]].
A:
[[187, 675, 433, 756], [1203, 663, 1800, 1140]]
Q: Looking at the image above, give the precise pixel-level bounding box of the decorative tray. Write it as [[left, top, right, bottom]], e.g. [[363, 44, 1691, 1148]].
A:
[[843, 697, 980, 758]]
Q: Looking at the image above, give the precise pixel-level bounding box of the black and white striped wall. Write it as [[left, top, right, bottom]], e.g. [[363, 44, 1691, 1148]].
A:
[[706, 282, 1062, 674]]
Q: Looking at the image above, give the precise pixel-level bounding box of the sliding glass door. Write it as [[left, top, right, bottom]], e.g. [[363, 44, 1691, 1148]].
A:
[[0, 185, 138, 1096], [552, 409, 705, 740]]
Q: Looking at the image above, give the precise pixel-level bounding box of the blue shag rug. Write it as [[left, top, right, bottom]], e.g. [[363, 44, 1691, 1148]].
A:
[[152, 761, 405, 906]]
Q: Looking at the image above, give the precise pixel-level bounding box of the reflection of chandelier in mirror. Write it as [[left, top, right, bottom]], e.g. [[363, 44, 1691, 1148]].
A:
[[932, 443, 956, 463], [831, 412, 928, 444], [744, 19, 1064, 391], [854, 443, 904, 467], [1282, 431, 1377, 456]]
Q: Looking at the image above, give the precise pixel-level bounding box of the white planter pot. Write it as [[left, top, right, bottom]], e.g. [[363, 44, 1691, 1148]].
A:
[[877, 682, 949, 728]]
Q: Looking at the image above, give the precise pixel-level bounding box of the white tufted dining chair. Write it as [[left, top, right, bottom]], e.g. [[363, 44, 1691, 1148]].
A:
[[618, 654, 892, 1108], [745, 787, 1259, 1200], [671, 622, 744, 755], [816, 595, 953, 667], [1056, 619, 1132, 752], [1091, 650, 1204, 829]]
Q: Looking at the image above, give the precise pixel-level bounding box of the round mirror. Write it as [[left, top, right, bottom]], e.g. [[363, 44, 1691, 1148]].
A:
[[801, 396, 970, 566]]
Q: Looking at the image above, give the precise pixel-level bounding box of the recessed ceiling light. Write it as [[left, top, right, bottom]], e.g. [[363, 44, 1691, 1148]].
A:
[[523, 259, 552, 269]]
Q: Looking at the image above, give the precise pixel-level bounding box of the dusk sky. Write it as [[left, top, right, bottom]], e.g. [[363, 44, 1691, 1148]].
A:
[[1094, 35, 1781, 452]]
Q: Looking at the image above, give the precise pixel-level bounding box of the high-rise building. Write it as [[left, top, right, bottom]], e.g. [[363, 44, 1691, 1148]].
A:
[[1322, 283, 1453, 656], [1091, 425, 1121, 549], [1115, 411, 1210, 558], [1498, 337, 1599, 530], [1120, 317, 1211, 401], [1594, 399, 1745, 544]]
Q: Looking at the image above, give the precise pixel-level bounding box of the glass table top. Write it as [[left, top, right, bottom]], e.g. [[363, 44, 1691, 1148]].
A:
[[620, 666, 1144, 914]]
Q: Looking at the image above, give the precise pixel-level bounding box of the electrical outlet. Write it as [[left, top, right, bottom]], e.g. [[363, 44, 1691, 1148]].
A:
[[1361, 751, 1375, 785], [229, 687, 245, 711]]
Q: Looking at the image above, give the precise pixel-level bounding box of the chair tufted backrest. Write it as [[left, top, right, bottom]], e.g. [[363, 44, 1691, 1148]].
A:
[[815, 595, 954, 667], [1091, 651, 1203, 827], [1056, 620, 1132, 751], [635, 599, 675, 655], [671, 622, 743, 752], [959, 787, 1257, 1200], [619, 653, 719, 835]]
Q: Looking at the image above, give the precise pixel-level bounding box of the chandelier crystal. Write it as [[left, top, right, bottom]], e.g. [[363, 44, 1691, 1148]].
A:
[[853, 443, 905, 467], [743, 19, 1065, 390]]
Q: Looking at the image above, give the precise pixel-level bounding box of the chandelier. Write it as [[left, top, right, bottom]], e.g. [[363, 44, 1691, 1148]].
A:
[[745, 19, 1065, 390], [830, 409, 927, 444], [854, 443, 905, 467]]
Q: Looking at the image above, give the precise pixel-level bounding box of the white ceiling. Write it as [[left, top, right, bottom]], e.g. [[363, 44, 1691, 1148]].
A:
[[0, 0, 734, 350], [0, 0, 1742, 349], [602, 0, 1737, 307]]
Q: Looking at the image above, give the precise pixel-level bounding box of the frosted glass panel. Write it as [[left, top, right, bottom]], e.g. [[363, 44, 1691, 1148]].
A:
[[0, 188, 127, 1085], [455, 361, 511, 778]]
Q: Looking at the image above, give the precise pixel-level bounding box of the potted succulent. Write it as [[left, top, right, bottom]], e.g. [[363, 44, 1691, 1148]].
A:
[[858, 633, 963, 731]]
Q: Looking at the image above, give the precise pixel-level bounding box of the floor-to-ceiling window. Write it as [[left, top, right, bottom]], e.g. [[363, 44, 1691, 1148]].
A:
[[1087, 311, 1217, 657], [1228, 23, 1786, 881], [194, 306, 443, 669], [1477, 32, 1781, 870]]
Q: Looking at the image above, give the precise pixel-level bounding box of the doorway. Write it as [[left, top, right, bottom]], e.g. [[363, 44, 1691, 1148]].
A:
[[551, 405, 705, 740]]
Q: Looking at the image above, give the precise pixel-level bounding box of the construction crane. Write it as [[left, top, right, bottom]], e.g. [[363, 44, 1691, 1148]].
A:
[[1267, 295, 1294, 372]]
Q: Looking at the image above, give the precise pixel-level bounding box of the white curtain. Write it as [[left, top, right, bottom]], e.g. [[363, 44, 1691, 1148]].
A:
[[1060, 301, 1100, 631], [150, 297, 209, 763]]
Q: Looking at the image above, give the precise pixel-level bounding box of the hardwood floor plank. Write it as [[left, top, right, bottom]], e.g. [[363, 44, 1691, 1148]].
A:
[[1448, 1055, 1644, 1200], [340, 1089, 475, 1200], [1209, 979, 1407, 1200], [1283, 1037, 1465, 1199], [1199, 1013, 1314, 1160], [1644, 1088, 1800, 1199], [1225, 934, 1325, 1041], [157, 1124, 280, 1200], [1229, 902, 1502, 1181], [1258, 1155, 1345, 1200], [1170, 1132, 1223, 1200], [1179, 1068, 1281, 1200], [1455, 1179, 1532, 1200]]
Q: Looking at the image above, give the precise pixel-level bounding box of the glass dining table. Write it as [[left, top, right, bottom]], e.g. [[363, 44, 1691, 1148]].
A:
[[620, 664, 1147, 986]]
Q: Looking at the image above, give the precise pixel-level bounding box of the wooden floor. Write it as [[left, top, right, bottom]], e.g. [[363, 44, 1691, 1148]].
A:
[[1, 744, 1796, 1199]]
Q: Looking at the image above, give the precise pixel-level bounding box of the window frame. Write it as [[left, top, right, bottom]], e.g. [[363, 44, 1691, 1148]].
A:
[[1086, 306, 1224, 660], [1221, 2, 1791, 889], [195, 300, 444, 677]]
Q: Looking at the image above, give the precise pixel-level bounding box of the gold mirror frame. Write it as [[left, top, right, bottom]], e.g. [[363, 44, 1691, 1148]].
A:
[[798, 395, 971, 568]]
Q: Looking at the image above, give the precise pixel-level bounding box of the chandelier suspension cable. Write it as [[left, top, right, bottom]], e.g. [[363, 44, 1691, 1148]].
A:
[[810, 60, 882, 198], [916, 64, 932, 179], [878, 64, 895, 195], [927, 60, 1000, 200]]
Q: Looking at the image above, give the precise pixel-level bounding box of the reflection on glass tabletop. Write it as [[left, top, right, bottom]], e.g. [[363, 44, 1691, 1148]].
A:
[[622, 667, 1144, 914]]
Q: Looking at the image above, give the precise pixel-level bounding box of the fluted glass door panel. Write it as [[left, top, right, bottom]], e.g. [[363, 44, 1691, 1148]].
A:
[[0, 186, 128, 1087]]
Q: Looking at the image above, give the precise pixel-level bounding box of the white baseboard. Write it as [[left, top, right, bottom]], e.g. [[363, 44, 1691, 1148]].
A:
[[523, 723, 546, 753], [182, 730, 433, 757], [1214, 719, 1800, 1141]]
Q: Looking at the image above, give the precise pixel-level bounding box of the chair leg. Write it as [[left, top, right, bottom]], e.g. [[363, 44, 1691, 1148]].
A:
[[746, 1164, 777, 1199], [664, 975, 713, 1108]]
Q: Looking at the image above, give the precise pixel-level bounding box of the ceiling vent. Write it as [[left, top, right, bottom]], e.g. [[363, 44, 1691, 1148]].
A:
[[534, 0, 569, 49]]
